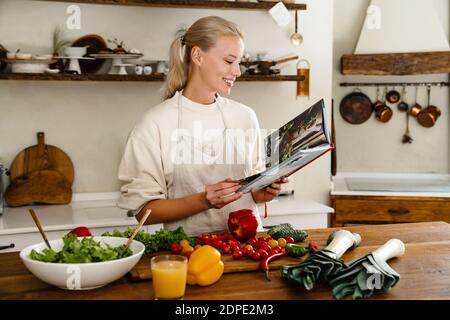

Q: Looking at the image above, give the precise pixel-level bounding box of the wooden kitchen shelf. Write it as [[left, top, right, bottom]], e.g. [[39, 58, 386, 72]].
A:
[[0, 73, 304, 82], [38, 0, 307, 10], [341, 51, 450, 75]]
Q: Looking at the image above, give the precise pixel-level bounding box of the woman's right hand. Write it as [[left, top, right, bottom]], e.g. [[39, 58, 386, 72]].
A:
[[205, 178, 242, 209]]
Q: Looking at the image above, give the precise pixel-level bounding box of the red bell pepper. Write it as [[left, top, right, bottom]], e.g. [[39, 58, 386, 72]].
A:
[[68, 226, 92, 237], [227, 209, 258, 241]]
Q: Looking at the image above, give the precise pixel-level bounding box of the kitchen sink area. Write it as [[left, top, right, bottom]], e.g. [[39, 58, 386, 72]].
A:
[[332, 172, 450, 196]]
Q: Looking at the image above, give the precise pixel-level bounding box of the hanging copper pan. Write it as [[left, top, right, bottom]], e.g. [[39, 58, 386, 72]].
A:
[[417, 85, 441, 127], [339, 89, 373, 124]]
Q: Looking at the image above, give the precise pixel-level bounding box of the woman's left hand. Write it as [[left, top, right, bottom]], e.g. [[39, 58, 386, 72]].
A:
[[251, 177, 289, 203]]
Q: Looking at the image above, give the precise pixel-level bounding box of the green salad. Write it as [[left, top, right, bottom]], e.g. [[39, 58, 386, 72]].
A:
[[29, 233, 133, 263], [102, 226, 194, 254]]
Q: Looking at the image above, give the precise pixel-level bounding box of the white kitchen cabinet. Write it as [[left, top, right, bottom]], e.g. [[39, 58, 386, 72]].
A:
[[0, 193, 332, 253], [0, 199, 139, 253], [258, 195, 333, 230]]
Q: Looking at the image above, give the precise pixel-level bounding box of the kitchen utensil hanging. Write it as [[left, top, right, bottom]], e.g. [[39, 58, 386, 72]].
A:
[[372, 87, 383, 109], [296, 59, 310, 98], [386, 88, 400, 104], [409, 86, 422, 117], [339, 88, 373, 124], [374, 87, 393, 123], [290, 10, 303, 46], [402, 111, 413, 144], [397, 86, 409, 112], [417, 85, 441, 128]]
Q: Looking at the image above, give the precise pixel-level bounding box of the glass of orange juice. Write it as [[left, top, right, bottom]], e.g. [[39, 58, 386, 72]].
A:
[[150, 255, 188, 300]]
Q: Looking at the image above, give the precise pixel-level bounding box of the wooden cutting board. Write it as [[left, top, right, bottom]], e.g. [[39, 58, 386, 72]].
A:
[[128, 251, 306, 281], [9, 132, 74, 184], [5, 132, 74, 206]]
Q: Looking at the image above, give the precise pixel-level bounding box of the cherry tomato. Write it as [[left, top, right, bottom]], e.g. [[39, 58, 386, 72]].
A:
[[247, 249, 256, 257], [264, 236, 273, 242], [277, 238, 287, 248], [251, 251, 261, 261], [269, 248, 279, 256], [268, 239, 279, 248], [273, 246, 283, 254], [182, 245, 194, 254], [256, 241, 267, 249], [285, 236, 295, 244], [230, 244, 240, 252], [232, 250, 243, 259], [260, 243, 272, 252], [179, 239, 190, 247], [169, 242, 182, 254], [246, 238, 257, 246], [256, 249, 269, 259], [212, 240, 224, 249], [222, 244, 231, 254], [230, 238, 240, 245]]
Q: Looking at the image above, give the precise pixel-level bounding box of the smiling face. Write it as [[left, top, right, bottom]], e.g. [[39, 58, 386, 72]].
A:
[[191, 35, 244, 96]]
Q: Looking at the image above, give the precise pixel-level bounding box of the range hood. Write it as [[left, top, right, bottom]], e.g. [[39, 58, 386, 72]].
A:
[[355, 0, 449, 54], [341, 0, 450, 75]]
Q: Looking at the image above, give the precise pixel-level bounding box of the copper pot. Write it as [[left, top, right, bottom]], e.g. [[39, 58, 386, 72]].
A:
[[386, 89, 401, 104], [417, 106, 441, 127], [409, 86, 422, 117], [410, 104, 422, 117], [375, 105, 393, 122], [375, 87, 393, 123], [372, 87, 384, 109], [417, 86, 441, 127]]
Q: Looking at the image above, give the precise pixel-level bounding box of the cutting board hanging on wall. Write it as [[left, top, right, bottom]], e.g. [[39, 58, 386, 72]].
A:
[[5, 132, 74, 207]]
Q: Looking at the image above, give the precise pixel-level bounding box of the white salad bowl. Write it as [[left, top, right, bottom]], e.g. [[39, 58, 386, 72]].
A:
[[20, 236, 145, 290]]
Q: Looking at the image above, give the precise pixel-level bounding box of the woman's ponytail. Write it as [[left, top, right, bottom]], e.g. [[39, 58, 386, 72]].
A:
[[163, 36, 188, 99]]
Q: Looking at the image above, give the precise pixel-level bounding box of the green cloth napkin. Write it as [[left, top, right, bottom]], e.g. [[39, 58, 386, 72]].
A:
[[281, 249, 347, 290], [329, 252, 400, 300]]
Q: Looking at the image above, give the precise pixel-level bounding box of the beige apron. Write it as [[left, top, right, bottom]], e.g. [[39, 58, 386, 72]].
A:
[[164, 92, 263, 236]]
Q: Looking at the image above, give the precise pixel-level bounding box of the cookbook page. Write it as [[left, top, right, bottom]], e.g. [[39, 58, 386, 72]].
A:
[[237, 99, 331, 193]]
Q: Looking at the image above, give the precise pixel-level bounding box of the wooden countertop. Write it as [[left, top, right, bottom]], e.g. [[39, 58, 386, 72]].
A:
[[1, 222, 450, 300]]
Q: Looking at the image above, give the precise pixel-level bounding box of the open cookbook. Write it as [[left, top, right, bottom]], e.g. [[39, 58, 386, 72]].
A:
[[237, 99, 334, 193]]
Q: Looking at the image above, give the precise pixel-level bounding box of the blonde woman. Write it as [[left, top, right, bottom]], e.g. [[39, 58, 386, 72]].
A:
[[118, 16, 288, 236]]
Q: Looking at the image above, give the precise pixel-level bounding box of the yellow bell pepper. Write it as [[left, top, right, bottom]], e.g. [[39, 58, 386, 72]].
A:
[[187, 245, 224, 286]]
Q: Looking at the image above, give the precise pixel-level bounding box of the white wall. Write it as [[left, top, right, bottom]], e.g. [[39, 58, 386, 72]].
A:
[[333, 0, 450, 174], [0, 0, 333, 205]]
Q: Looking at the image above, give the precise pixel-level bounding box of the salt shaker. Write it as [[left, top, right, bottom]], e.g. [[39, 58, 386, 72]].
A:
[[144, 66, 152, 75], [135, 65, 143, 75]]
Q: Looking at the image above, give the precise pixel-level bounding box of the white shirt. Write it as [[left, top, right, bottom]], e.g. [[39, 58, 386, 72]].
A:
[[117, 92, 265, 235]]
